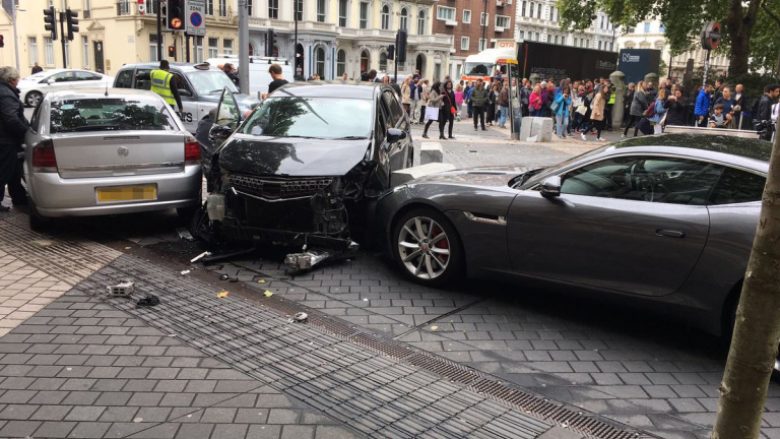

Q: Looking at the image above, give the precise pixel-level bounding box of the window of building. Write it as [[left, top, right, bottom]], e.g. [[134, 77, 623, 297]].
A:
[[28, 37, 37, 67], [146, 0, 158, 14], [552, 7, 557, 22], [480, 12, 488, 26], [295, 0, 302, 20], [148, 34, 158, 62], [598, 41, 602, 50], [194, 36, 204, 62], [400, 8, 408, 30], [518, 30, 524, 40], [359, 2, 368, 28], [247, 0, 252, 15], [205, 0, 213, 15], [116, 0, 130, 15], [315, 46, 325, 78], [460, 36, 469, 50], [417, 10, 426, 35], [223, 39, 233, 55], [83, 0, 91, 18], [360, 50, 370, 72], [219, 0, 226, 16], [339, 0, 348, 26], [521, 1, 526, 16], [268, 0, 278, 19], [537, 4, 542, 18], [643, 21, 650, 33], [336, 49, 346, 77], [478, 38, 486, 51], [436, 5, 455, 21], [81, 35, 88, 67], [462, 9, 471, 23], [534, 32, 540, 41], [495, 15, 510, 29], [659, 23, 665, 33], [381, 5, 390, 29], [379, 52, 387, 71], [208, 37, 219, 58], [529, 3, 534, 17], [547, 34, 551, 43], [317, 0, 326, 22]]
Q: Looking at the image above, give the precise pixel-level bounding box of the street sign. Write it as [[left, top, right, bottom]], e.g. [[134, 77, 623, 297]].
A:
[[186, 0, 206, 36], [701, 21, 721, 51]]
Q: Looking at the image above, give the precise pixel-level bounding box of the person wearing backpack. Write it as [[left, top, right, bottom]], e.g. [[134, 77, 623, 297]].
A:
[[624, 81, 649, 137]]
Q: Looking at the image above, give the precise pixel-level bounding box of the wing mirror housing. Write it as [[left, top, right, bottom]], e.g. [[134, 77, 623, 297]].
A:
[[540, 176, 562, 198], [386, 128, 407, 143], [208, 124, 235, 148]]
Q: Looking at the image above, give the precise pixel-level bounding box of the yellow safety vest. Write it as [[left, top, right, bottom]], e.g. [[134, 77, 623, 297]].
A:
[[608, 91, 616, 105], [150, 69, 176, 107]]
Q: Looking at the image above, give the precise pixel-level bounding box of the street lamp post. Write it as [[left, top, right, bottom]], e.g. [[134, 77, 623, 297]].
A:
[[481, 0, 487, 49]]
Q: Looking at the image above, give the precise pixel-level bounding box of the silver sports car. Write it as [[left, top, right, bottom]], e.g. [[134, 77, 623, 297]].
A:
[[377, 133, 768, 336], [24, 89, 202, 230]]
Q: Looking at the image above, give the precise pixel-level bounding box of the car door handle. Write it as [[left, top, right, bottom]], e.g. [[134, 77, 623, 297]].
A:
[[656, 229, 686, 238]]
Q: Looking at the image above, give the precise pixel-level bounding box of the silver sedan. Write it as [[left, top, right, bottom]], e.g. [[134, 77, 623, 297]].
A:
[[376, 133, 768, 336], [24, 88, 202, 230]]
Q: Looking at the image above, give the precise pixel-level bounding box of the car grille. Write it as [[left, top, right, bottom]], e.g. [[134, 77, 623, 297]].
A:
[[229, 175, 334, 199]]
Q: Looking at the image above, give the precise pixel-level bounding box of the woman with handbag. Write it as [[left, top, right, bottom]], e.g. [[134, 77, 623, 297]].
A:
[[584, 84, 608, 141], [649, 88, 668, 134], [486, 82, 498, 126], [529, 84, 543, 117], [422, 81, 443, 139], [439, 80, 457, 139], [554, 87, 572, 138], [624, 81, 649, 137]]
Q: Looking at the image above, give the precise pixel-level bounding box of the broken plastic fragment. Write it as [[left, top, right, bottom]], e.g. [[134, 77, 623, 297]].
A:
[[292, 312, 308, 323], [257, 279, 266, 284], [263, 290, 273, 297], [190, 251, 211, 263], [66, 367, 72, 371], [430, 325, 438, 331], [219, 274, 229, 281], [133, 417, 143, 423], [180, 270, 191, 276], [176, 228, 194, 241], [217, 290, 229, 299], [124, 246, 132, 250]]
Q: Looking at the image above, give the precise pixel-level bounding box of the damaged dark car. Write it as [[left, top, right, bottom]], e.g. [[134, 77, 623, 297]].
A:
[[194, 83, 414, 270]]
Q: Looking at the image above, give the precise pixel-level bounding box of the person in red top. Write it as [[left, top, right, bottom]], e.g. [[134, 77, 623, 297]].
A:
[[529, 84, 543, 116]]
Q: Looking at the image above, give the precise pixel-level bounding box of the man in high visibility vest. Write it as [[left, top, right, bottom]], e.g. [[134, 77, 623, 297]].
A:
[[605, 82, 616, 130], [150, 60, 183, 114]]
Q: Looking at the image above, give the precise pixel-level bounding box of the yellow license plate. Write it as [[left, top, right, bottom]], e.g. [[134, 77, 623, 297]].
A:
[[96, 184, 157, 203]]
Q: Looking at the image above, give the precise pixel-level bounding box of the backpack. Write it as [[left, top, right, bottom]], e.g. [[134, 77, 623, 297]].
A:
[[643, 100, 657, 118]]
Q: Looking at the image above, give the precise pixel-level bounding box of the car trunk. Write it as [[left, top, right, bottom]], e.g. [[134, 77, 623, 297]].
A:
[[54, 132, 187, 179]]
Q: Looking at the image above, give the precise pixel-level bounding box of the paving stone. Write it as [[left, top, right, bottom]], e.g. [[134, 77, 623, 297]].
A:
[[30, 404, 72, 421], [212, 423, 249, 439], [175, 423, 214, 439], [33, 420, 78, 437], [64, 405, 106, 421], [247, 424, 282, 439], [0, 420, 41, 437]]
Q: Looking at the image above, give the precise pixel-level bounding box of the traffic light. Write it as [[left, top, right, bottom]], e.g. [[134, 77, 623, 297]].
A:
[[65, 9, 79, 41], [168, 45, 176, 58], [167, 0, 185, 30], [396, 30, 407, 63], [0, 35, 4, 48], [387, 44, 395, 60], [265, 29, 276, 57], [43, 7, 57, 41]]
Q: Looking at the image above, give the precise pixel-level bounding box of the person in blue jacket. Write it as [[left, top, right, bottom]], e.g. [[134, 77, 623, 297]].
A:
[[695, 83, 713, 127], [554, 86, 572, 138]]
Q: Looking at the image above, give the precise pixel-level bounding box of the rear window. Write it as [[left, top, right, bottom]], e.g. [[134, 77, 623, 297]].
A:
[[50, 97, 178, 133]]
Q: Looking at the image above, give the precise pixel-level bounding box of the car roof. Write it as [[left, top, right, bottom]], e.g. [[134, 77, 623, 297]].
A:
[[272, 81, 388, 99], [45, 88, 162, 100], [118, 62, 219, 72], [613, 133, 772, 163]]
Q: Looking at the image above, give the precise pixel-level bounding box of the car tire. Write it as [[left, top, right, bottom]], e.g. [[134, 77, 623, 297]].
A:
[[25, 91, 43, 108], [28, 200, 51, 232], [176, 206, 199, 224], [391, 207, 463, 287]]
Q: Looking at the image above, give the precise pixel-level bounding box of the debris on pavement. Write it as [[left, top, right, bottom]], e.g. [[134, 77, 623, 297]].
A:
[[107, 281, 134, 297], [289, 312, 308, 323], [200, 247, 256, 265], [136, 294, 160, 308], [257, 278, 266, 284], [176, 228, 195, 241], [219, 274, 230, 281], [430, 325, 439, 331], [217, 290, 230, 299], [180, 269, 191, 276], [190, 251, 211, 263], [263, 290, 273, 297]]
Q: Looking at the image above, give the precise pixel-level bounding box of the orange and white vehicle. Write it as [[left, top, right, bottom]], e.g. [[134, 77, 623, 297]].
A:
[[461, 47, 519, 83]]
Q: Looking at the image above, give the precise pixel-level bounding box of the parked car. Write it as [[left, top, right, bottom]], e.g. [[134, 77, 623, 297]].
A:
[[112, 62, 259, 133], [23, 88, 202, 230], [193, 82, 414, 269], [375, 133, 769, 337], [18, 69, 114, 107]]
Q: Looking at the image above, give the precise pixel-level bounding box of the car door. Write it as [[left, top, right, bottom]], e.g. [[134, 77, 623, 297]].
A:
[[43, 71, 76, 93], [381, 90, 411, 172], [171, 71, 198, 131], [507, 155, 720, 297]]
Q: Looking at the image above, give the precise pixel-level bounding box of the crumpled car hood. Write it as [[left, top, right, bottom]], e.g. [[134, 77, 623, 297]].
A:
[[218, 133, 371, 176]]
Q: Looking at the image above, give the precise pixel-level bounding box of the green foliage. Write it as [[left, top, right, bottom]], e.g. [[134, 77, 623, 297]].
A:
[[749, 2, 780, 74]]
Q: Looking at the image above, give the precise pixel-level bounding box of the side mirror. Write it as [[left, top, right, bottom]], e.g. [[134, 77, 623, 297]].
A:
[[178, 89, 193, 97], [386, 127, 407, 143], [46, 79, 54, 85], [540, 176, 562, 198]]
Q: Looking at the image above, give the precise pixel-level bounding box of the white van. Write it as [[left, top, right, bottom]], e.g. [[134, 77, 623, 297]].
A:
[[207, 56, 294, 97]]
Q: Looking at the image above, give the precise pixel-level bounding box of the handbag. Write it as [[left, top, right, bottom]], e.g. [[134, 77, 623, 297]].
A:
[[450, 106, 456, 115], [644, 100, 657, 118], [575, 105, 587, 115], [551, 100, 560, 113], [424, 106, 439, 121]]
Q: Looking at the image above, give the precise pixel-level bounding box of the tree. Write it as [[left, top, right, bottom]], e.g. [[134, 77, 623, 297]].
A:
[[749, 1, 780, 75], [712, 117, 780, 438], [557, 0, 766, 77]]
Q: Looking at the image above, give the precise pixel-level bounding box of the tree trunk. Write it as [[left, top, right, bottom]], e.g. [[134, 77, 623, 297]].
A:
[[712, 116, 780, 438], [726, 0, 761, 77]]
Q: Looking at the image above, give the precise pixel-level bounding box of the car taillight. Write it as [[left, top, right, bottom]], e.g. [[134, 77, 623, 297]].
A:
[[185, 138, 200, 164], [32, 139, 57, 172]]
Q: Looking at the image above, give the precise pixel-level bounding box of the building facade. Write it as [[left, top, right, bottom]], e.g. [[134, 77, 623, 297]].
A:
[[430, 0, 517, 79], [248, 0, 453, 81], [0, 0, 238, 76], [616, 19, 730, 81], [514, 0, 617, 52]]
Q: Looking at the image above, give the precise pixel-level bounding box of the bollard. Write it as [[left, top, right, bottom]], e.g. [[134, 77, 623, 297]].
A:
[[610, 71, 626, 131]]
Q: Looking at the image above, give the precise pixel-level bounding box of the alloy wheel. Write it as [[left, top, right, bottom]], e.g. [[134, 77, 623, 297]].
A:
[[397, 216, 451, 280]]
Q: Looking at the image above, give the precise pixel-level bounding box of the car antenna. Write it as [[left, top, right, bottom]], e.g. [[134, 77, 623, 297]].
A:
[[104, 80, 109, 97]]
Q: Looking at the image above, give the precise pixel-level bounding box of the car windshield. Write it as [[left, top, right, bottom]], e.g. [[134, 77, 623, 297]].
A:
[[240, 97, 372, 139], [520, 144, 613, 188], [186, 70, 238, 94], [464, 62, 494, 76], [50, 97, 178, 133]]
